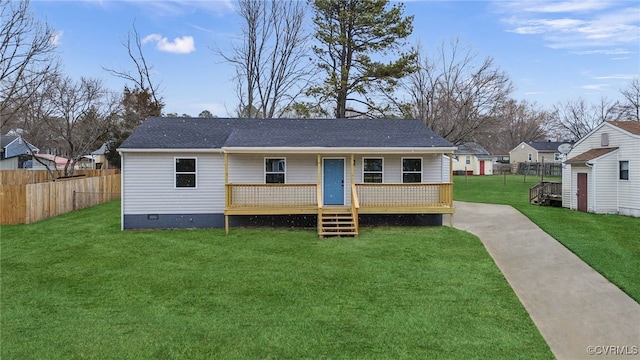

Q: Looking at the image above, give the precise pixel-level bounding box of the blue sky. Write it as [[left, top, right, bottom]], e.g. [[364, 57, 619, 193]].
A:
[[31, 0, 640, 117]]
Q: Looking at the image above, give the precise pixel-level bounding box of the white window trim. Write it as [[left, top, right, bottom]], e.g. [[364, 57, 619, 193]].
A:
[[174, 157, 197, 189], [362, 157, 384, 183], [401, 157, 423, 183], [265, 157, 286, 184], [619, 160, 630, 181]]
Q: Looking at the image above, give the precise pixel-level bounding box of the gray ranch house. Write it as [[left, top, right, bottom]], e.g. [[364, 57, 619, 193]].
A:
[[118, 118, 457, 237], [0, 135, 39, 170]]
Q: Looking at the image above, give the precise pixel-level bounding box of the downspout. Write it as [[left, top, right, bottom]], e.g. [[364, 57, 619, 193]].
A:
[[119, 151, 124, 231]]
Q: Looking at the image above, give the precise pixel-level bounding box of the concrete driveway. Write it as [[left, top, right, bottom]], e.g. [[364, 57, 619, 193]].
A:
[[446, 201, 640, 360]]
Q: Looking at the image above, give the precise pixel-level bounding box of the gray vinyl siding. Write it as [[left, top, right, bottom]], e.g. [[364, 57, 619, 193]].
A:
[[122, 152, 224, 214], [0, 157, 18, 170], [228, 153, 318, 184], [123, 151, 454, 216], [509, 143, 537, 164], [565, 123, 640, 216]]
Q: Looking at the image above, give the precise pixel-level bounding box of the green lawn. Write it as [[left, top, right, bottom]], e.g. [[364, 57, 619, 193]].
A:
[[1, 200, 552, 359], [454, 174, 640, 303]]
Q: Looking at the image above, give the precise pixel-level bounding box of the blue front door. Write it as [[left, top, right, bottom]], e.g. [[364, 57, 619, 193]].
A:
[[323, 158, 344, 205]]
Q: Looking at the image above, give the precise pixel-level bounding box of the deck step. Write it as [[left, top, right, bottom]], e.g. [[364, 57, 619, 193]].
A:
[[318, 208, 358, 238]]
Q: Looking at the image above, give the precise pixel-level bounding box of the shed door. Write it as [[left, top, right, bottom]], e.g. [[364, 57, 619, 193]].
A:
[[323, 158, 344, 205], [480, 161, 485, 175], [577, 173, 587, 212]]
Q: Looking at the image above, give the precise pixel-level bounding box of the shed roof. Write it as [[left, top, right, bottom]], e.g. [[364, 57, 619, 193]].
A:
[[608, 120, 640, 135], [565, 147, 618, 164], [119, 117, 455, 150]]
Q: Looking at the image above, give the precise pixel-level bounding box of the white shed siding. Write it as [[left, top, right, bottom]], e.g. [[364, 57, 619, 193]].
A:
[[562, 163, 572, 208], [565, 123, 640, 215], [592, 154, 618, 214], [123, 152, 224, 214], [570, 166, 592, 211]]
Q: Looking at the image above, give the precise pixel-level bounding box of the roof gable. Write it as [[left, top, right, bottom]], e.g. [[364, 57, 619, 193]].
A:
[[565, 147, 618, 164], [1, 135, 38, 158], [120, 118, 455, 150], [607, 120, 640, 136], [454, 142, 490, 155]]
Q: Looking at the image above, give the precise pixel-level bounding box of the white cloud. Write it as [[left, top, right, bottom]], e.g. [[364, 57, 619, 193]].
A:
[[581, 84, 609, 90], [50, 31, 63, 47], [594, 74, 637, 80], [495, 1, 640, 53], [143, 33, 196, 54], [523, 0, 612, 13]]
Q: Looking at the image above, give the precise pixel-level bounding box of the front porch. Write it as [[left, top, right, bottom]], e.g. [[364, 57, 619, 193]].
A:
[[223, 153, 455, 237], [224, 182, 454, 236]]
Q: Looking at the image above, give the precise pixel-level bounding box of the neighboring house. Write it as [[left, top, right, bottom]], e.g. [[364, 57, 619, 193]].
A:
[[452, 142, 493, 175], [87, 142, 111, 169], [118, 118, 457, 236], [0, 135, 39, 170], [562, 121, 640, 217], [32, 153, 72, 170], [509, 141, 569, 164]]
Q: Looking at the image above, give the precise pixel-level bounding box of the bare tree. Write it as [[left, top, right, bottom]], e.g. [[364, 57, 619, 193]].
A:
[[398, 39, 513, 144], [102, 23, 162, 106], [41, 76, 120, 176], [550, 97, 617, 141], [483, 99, 549, 153], [103, 23, 164, 168], [618, 77, 640, 121], [214, 0, 310, 118], [0, 0, 59, 130]]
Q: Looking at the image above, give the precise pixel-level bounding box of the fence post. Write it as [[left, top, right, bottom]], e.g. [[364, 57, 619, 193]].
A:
[[73, 190, 76, 211]]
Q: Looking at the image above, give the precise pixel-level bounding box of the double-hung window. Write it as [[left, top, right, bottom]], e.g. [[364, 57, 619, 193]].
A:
[[265, 158, 285, 183], [363, 158, 383, 183], [619, 161, 629, 180], [402, 158, 422, 183], [175, 158, 196, 188]]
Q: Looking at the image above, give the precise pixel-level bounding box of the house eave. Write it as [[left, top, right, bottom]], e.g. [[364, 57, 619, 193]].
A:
[[117, 148, 224, 153], [221, 146, 457, 154]]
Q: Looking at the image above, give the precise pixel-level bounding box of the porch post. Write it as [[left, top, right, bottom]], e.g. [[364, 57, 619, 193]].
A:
[[224, 152, 229, 234], [350, 154, 355, 185], [317, 154, 322, 189]]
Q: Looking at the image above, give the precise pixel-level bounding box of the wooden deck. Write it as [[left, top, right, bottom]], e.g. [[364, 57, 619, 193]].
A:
[[225, 183, 454, 236], [530, 181, 562, 206]]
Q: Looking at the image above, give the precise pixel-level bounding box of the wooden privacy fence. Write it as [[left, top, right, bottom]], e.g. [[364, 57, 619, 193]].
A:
[[0, 169, 119, 186], [0, 174, 120, 225]]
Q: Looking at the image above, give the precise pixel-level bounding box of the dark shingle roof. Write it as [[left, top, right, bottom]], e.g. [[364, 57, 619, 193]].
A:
[[528, 141, 571, 151], [119, 118, 454, 150], [1, 135, 18, 148]]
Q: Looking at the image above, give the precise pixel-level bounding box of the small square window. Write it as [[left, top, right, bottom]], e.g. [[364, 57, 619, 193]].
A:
[[619, 161, 629, 180]]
